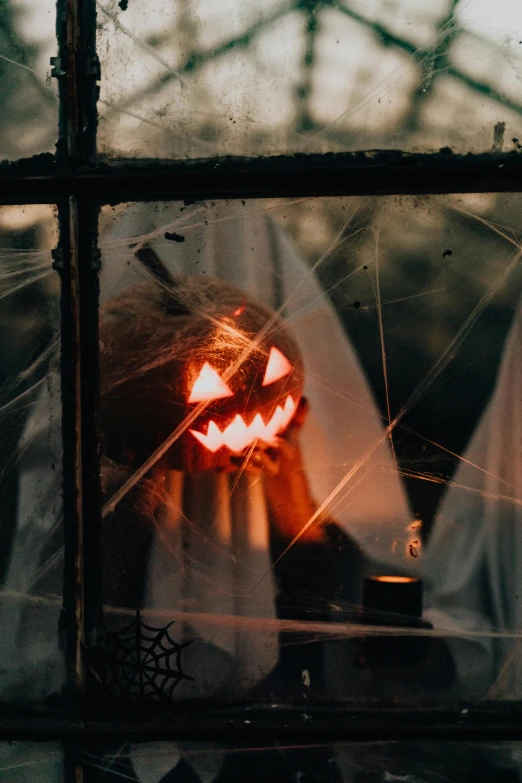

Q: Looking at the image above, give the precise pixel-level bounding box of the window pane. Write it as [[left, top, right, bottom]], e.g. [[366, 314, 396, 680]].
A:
[[97, 0, 522, 158], [82, 740, 522, 781], [0, 0, 57, 161], [0, 206, 63, 704], [0, 743, 62, 782], [88, 195, 522, 709]]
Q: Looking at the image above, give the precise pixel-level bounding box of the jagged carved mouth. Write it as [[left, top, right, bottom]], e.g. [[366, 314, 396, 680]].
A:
[[189, 394, 297, 453]]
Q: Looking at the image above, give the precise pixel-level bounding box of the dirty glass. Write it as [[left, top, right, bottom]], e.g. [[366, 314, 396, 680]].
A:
[[41, 193, 516, 711], [0, 742, 62, 782], [78, 740, 522, 781], [0, 205, 63, 704], [97, 0, 522, 159], [0, 0, 57, 162]]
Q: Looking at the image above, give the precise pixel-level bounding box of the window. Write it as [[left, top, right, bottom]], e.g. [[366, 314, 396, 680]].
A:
[[2, 1, 522, 781]]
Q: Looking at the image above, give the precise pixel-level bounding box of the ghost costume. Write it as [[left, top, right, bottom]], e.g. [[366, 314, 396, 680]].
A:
[[100, 201, 414, 565], [0, 201, 414, 782], [424, 297, 522, 700]]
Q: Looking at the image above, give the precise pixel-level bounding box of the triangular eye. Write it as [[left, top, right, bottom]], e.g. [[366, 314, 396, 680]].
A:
[[188, 362, 234, 403], [262, 346, 292, 386]]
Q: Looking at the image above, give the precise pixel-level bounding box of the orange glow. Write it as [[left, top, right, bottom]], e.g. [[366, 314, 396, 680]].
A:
[[373, 576, 418, 583], [262, 346, 292, 386], [190, 394, 297, 452], [188, 362, 234, 403]]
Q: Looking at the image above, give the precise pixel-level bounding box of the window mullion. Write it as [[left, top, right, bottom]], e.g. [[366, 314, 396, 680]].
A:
[[55, 0, 102, 751]]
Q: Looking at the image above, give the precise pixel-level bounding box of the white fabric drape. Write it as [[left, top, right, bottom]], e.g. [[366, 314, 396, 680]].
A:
[[424, 298, 522, 699], [142, 469, 278, 701]]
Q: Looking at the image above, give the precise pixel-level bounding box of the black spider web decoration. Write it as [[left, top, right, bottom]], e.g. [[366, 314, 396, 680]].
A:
[[102, 610, 194, 703]]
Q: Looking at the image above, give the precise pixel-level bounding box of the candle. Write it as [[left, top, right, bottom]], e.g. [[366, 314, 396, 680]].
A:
[[363, 575, 422, 620], [359, 576, 430, 668]]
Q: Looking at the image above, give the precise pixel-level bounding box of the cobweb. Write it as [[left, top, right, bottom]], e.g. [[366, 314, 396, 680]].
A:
[[1, 196, 522, 703], [1, 194, 522, 776], [0, 196, 519, 570], [3, 0, 522, 779]]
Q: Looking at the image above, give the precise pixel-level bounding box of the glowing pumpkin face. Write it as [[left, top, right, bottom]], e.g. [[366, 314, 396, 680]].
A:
[[100, 277, 304, 473], [187, 347, 296, 453]]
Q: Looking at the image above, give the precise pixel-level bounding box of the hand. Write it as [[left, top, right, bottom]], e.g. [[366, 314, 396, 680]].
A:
[[245, 397, 327, 543]]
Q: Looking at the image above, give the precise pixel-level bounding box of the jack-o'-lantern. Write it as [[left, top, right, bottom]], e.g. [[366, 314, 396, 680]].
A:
[[100, 276, 304, 473]]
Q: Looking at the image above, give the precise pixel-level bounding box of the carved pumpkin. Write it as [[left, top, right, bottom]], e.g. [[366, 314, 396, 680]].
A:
[[100, 276, 304, 473]]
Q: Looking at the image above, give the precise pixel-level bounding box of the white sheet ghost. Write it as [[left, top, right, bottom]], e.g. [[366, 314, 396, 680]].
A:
[[0, 200, 416, 782], [101, 201, 415, 566], [424, 297, 522, 700]]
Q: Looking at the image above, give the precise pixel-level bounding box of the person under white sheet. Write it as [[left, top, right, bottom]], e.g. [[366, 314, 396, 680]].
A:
[[424, 296, 522, 701], [101, 201, 415, 569]]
